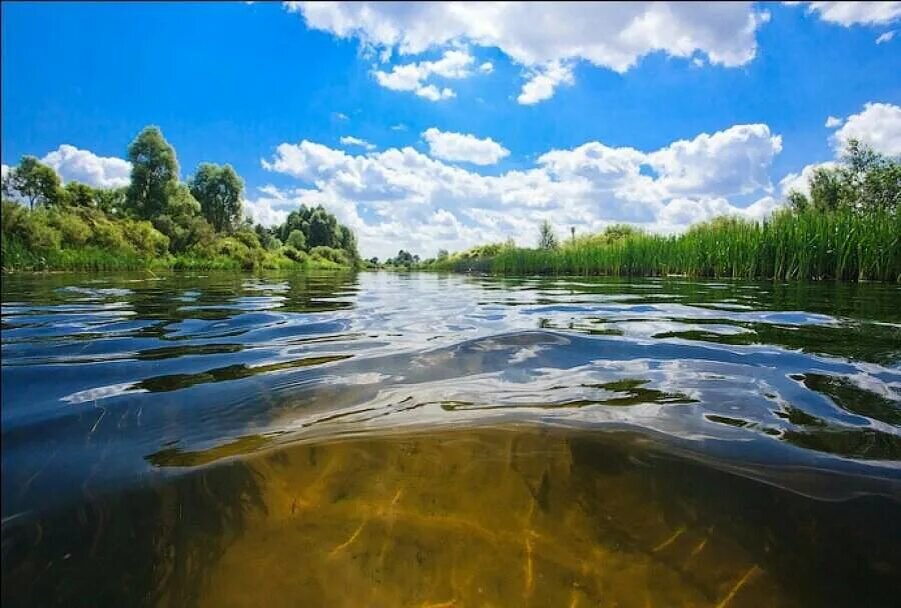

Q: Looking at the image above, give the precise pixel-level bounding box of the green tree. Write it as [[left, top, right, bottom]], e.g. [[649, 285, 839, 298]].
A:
[[3, 156, 63, 210], [538, 219, 558, 249], [188, 163, 244, 232], [151, 184, 208, 252], [63, 182, 97, 208], [786, 190, 810, 212], [286, 229, 307, 250], [307, 206, 339, 248], [808, 167, 844, 211], [126, 126, 179, 219]]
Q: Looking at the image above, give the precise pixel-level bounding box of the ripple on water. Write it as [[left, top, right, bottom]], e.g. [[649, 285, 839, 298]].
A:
[[1, 271, 900, 606]]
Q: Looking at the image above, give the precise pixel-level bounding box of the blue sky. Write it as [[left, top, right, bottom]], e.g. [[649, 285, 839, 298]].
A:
[[2, 2, 900, 257]]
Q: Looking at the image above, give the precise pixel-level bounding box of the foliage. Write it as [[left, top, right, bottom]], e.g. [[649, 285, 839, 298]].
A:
[[2, 156, 63, 210], [188, 163, 244, 232], [429, 142, 900, 283], [286, 229, 307, 250], [787, 140, 899, 213], [126, 126, 180, 219], [538, 219, 558, 250], [2, 126, 359, 272]]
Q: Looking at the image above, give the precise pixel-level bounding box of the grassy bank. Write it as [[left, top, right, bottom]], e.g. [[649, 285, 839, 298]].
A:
[[0, 234, 351, 272], [428, 209, 901, 282], [2, 125, 360, 273]]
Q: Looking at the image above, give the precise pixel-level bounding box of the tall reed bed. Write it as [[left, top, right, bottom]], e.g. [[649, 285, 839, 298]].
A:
[[438, 209, 900, 281]]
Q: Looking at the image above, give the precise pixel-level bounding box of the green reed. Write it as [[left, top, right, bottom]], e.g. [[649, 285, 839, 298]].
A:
[[437, 209, 900, 282]]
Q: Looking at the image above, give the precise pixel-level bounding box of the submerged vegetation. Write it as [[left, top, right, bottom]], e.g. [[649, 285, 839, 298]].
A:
[[426, 141, 900, 282], [1, 126, 359, 271]]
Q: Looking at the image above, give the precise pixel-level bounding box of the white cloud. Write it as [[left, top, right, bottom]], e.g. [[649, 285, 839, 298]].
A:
[[876, 30, 896, 43], [791, 2, 901, 26], [479, 61, 494, 74], [289, 2, 769, 103], [390, 124, 408, 131], [340, 135, 376, 151], [778, 161, 839, 197], [645, 124, 782, 196], [825, 115, 843, 128], [517, 62, 574, 105], [831, 102, 901, 156], [333, 112, 349, 121], [372, 48, 473, 101], [422, 128, 510, 165], [40, 145, 131, 188], [260, 122, 786, 258]]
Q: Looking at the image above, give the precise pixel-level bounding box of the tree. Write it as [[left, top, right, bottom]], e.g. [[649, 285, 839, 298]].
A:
[[188, 163, 244, 232], [126, 126, 179, 219], [786, 190, 809, 212], [808, 166, 845, 211], [151, 184, 207, 252], [3, 156, 63, 210], [286, 229, 307, 250], [94, 187, 128, 216], [63, 182, 97, 208], [307, 206, 339, 248], [538, 219, 558, 249]]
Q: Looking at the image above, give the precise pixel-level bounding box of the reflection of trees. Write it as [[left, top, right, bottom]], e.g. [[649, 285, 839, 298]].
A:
[[1, 460, 265, 607]]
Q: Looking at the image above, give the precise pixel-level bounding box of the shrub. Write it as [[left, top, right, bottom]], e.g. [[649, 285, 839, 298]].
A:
[[281, 245, 309, 264], [286, 229, 307, 250], [53, 212, 92, 247], [310, 245, 349, 265]]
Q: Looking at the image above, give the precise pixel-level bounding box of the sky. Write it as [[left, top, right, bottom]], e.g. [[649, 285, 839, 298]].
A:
[[2, 1, 900, 259]]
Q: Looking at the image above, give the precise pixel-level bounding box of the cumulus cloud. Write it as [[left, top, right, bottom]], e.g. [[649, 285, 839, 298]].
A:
[[340, 135, 376, 151], [778, 161, 839, 197], [876, 30, 896, 43], [778, 101, 899, 198], [830, 102, 901, 156], [790, 2, 901, 26], [517, 62, 574, 105], [422, 128, 510, 165], [479, 61, 494, 74], [372, 48, 473, 100], [259, 122, 786, 258], [38, 145, 132, 188], [288, 2, 769, 103]]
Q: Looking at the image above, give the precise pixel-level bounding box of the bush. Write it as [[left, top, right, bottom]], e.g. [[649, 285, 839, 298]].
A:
[[281, 245, 309, 264], [310, 245, 349, 265], [122, 219, 169, 255], [90, 219, 131, 252], [286, 229, 307, 250], [18, 211, 62, 250], [53, 212, 92, 247]]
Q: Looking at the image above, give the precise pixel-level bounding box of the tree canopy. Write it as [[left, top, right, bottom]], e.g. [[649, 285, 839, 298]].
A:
[[2, 156, 62, 210], [188, 163, 244, 233], [126, 126, 180, 220]]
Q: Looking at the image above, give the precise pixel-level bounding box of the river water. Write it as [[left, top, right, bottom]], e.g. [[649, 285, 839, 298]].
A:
[[2, 271, 900, 607]]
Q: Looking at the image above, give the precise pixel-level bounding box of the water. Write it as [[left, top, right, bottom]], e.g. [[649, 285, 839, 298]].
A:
[[2, 271, 899, 607]]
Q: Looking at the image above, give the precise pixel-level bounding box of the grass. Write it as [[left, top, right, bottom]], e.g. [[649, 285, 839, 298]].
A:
[[431, 209, 901, 282]]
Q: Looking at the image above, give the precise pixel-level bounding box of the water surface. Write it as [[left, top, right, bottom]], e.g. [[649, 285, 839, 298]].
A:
[[2, 271, 900, 606]]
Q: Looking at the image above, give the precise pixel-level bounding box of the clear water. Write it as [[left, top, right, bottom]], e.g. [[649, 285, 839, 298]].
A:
[[2, 271, 899, 607]]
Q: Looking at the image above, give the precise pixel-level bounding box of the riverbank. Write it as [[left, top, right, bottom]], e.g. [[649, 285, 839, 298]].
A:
[[426, 208, 901, 282], [0, 236, 352, 272]]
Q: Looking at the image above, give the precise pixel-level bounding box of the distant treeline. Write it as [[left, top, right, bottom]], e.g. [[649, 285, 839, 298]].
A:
[[1, 126, 359, 271], [424, 140, 900, 282]]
